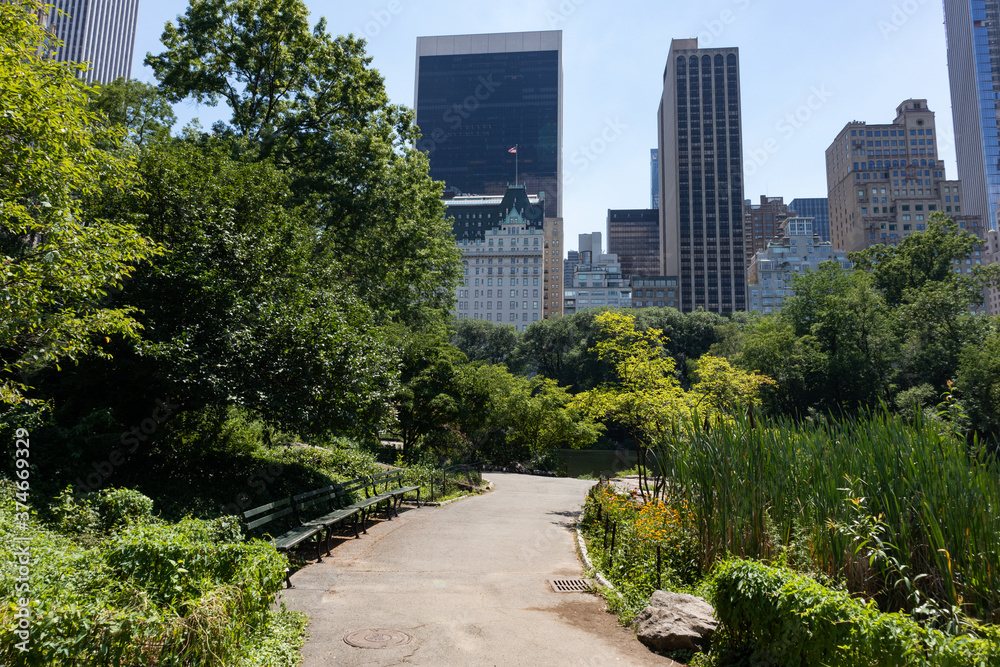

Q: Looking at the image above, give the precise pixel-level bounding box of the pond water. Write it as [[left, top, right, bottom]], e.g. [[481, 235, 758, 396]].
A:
[[555, 448, 643, 478]]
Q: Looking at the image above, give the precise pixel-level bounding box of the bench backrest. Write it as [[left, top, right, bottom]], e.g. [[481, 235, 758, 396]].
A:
[[370, 470, 405, 494], [292, 485, 338, 518], [243, 497, 295, 533], [335, 479, 369, 507]]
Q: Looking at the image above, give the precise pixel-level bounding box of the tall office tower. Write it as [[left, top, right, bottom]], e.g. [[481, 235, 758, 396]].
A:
[[607, 209, 660, 279], [827, 99, 981, 253], [788, 198, 830, 242], [743, 196, 790, 268], [650, 149, 660, 209], [944, 0, 1000, 232], [47, 0, 141, 83], [658, 38, 746, 314], [415, 31, 563, 218]]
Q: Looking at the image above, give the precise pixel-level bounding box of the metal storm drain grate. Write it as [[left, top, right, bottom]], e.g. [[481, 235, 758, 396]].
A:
[[344, 629, 413, 649], [549, 577, 592, 593]]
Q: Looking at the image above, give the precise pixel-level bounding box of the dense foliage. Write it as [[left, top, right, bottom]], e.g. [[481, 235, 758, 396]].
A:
[[711, 560, 1000, 667], [0, 2, 160, 407], [0, 482, 303, 667]]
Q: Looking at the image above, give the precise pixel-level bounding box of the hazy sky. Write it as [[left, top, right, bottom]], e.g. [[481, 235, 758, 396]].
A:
[[132, 0, 955, 255]]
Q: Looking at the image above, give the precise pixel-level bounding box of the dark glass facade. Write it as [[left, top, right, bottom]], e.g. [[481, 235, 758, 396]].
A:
[[416, 49, 560, 216], [651, 149, 660, 209], [607, 209, 660, 279], [664, 45, 746, 313], [787, 198, 830, 242]]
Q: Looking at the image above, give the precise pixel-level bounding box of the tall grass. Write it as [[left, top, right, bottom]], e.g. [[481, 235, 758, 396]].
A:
[[650, 411, 1000, 623]]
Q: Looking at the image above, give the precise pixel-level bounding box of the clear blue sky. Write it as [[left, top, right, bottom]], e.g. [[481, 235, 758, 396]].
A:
[[132, 0, 955, 256]]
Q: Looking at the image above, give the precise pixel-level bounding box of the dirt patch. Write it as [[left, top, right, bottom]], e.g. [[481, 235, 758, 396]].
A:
[[526, 597, 683, 665]]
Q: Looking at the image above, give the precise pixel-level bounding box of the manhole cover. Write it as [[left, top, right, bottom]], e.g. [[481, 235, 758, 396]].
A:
[[549, 577, 591, 593], [344, 629, 413, 649]]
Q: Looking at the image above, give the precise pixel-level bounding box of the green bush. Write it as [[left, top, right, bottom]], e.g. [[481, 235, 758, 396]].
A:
[[0, 482, 289, 666], [710, 560, 1000, 667], [95, 487, 155, 531]]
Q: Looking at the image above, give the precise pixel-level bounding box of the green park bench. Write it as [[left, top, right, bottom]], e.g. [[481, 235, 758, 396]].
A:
[[368, 470, 422, 513], [291, 484, 361, 556], [242, 497, 325, 588]]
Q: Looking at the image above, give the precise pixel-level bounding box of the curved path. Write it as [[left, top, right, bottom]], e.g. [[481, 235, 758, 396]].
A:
[[280, 472, 679, 666]]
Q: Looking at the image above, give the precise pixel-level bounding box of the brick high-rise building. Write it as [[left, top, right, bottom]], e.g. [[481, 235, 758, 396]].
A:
[[743, 196, 790, 268], [658, 38, 746, 313], [826, 99, 982, 253]]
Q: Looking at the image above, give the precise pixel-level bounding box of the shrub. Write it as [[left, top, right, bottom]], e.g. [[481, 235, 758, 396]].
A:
[[95, 487, 155, 531], [711, 560, 1000, 667], [0, 483, 288, 666]]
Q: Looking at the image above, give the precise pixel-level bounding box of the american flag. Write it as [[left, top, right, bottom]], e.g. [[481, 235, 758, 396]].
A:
[[508, 146, 517, 154]]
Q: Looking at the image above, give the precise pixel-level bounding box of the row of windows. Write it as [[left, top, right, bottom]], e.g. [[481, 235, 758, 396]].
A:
[[465, 289, 539, 299], [851, 128, 932, 137], [457, 312, 538, 324], [468, 268, 540, 276], [468, 278, 540, 287]]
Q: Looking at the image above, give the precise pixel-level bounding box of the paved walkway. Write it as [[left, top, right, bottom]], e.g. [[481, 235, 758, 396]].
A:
[[281, 472, 679, 666]]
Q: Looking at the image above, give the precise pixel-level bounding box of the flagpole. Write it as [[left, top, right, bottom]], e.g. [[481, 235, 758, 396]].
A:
[[515, 144, 519, 186]]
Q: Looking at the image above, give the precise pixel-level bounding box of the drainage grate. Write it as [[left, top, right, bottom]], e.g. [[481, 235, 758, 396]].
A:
[[344, 629, 413, 649], [549, 577, 591, 593]]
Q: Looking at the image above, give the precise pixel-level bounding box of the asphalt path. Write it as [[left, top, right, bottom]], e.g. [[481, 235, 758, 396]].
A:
[[280, 472, 680, 666]]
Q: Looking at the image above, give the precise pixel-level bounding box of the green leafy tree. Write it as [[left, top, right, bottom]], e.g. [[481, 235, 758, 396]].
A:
[[393, 334, 466, 459], [0, 2, 160, 406], [89, 78, 177, 147], [851, 214, 997, 392], [956, 327, 1000, 437], [450, 319, 520, 368], [71, 138, 396, 438], [783, 262, 897, 409], [145, 0, 461, 327], [733, 317, 828, 416], [505, 377, 603, 460]]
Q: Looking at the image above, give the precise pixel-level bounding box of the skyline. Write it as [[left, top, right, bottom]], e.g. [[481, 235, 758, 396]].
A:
[[129, 0, 956, 254]]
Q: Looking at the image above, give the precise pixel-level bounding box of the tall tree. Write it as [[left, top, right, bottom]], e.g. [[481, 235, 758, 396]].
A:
[[69, 138, 397, 438], [145, 0, 461, 327], [89, 78, 177, 147], [783, 263, 897, 409], [0, 2, 159, 406]]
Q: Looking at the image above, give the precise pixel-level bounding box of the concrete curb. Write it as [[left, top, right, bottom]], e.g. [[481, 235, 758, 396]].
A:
[[576, 519, 615, 591], [419, 479, 495, 507]]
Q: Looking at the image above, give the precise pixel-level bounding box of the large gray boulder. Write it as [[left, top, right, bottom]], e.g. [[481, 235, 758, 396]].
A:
[[633, 591, 718, 653]]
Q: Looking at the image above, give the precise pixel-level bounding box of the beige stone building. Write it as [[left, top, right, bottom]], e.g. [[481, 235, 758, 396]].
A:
[[826, 99, 982, 253]]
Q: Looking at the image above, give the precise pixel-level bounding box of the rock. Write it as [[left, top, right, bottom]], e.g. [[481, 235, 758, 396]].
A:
[[633, 591, 718, 653]]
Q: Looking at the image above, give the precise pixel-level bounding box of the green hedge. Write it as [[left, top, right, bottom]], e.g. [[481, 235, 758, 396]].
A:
[[0, 482, 292, 666], [711, 560, 1000, 667]]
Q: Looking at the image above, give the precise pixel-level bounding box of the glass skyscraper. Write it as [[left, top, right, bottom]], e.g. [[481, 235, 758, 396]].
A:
[[944, 0, 1000, 231], [658, 38, 746, 313], [650, 149, 660, 209], [787, 198, 830, 243], [607, 209, 660, 279], [47, 0, 141, 83], [415, 32, 563, 218]]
